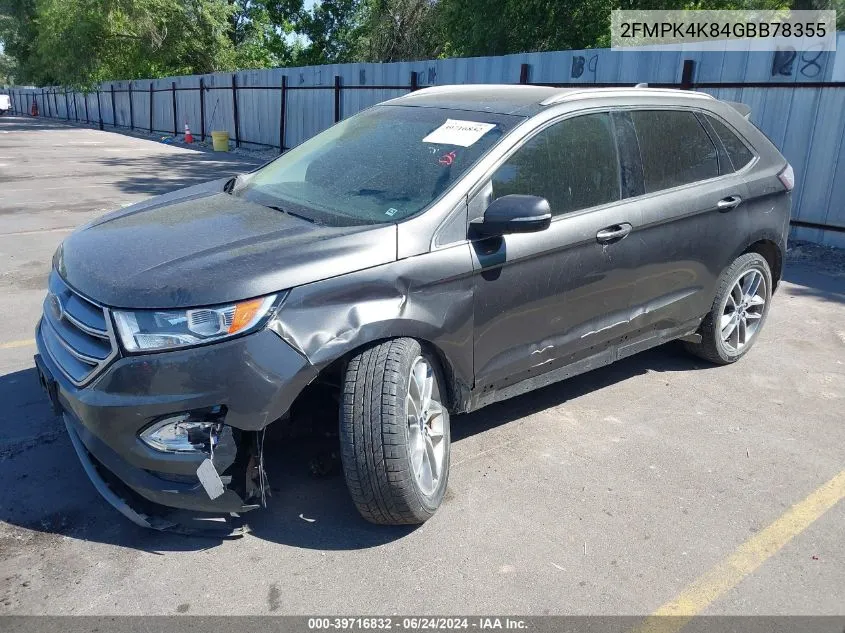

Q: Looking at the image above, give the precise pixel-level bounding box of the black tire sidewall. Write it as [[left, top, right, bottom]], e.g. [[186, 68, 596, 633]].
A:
[[339, 338, 451, 525]]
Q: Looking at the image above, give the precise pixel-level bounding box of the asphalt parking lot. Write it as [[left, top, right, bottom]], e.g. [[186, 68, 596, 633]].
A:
[[0, 115, 843, 616]]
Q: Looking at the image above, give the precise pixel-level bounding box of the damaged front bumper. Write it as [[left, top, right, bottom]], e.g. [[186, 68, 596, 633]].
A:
[[35, 326, 318, 534]]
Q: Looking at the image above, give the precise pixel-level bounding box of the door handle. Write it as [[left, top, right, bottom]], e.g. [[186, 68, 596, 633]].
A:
[[596, 223, 632, 244], [717, 195, 743, 211]]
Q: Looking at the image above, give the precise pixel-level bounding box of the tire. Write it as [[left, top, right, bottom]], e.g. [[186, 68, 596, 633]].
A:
[[340, 338, 451, 525], [684, 252, 773, 365]]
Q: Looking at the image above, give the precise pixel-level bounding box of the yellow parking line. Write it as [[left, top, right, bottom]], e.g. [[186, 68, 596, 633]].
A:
[[637, 469, 845, 633], [0, 338, 35, 350]]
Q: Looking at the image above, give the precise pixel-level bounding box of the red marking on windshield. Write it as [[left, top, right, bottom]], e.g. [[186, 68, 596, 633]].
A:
[[438, 151, 457, 166]]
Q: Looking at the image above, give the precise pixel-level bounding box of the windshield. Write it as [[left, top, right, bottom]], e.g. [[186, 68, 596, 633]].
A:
[[237, 105, 521, 226]]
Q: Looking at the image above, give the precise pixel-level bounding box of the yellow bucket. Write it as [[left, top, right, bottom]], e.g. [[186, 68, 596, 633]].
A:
[[211, 130, 230, 152]]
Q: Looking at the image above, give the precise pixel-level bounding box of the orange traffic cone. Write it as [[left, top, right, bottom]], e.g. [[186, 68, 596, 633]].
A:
[[184, 122, 193, 144], [31, 99, 39, 116]]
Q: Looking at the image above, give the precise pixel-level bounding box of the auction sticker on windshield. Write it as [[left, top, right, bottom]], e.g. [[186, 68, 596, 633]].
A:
[[423, 119, 497, 147]]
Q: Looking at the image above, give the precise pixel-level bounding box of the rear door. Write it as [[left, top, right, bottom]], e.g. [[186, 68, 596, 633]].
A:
[[470, 111, 643, 391], [621, 108, 751, 344]]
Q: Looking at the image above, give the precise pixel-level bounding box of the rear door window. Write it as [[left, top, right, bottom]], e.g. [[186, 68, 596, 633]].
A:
[[492, 112, 621, 217], [630, 110, 719, 192], [705, 115, 755, 172]]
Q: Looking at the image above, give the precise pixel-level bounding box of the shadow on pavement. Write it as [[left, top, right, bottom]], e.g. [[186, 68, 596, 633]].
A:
[[0, 114, 267, 198], [0, 115, 76, 132], [0, 342, 707, 553], [90, 152, 267, 197], [782, 261, 845, 306], [0, 368, 214, 554]]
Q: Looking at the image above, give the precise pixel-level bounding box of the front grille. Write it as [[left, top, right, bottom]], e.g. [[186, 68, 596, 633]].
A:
[[40, 272, 118, 386]]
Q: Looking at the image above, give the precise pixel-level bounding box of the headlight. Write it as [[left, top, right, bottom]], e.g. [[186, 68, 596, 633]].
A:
[[113, 293, 282, 352]]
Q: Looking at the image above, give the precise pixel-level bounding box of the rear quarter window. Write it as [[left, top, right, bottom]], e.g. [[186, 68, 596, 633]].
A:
[[630, 110, 719, 192], [706, 115, 755, 171]]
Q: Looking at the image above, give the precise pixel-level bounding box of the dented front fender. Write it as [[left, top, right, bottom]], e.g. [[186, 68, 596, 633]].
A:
[[268, 242, 476, 411]]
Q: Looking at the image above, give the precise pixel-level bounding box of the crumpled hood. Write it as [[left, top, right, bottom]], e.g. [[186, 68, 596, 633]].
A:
[[58, 179, 397, 309]]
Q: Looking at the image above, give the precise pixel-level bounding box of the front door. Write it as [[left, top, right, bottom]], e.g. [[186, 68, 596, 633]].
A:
[[470, 111, 642, 392]]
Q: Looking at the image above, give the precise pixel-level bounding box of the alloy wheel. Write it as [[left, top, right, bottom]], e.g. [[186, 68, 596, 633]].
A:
[[406, 356, 446, 496], [721, 268, 767, 353]]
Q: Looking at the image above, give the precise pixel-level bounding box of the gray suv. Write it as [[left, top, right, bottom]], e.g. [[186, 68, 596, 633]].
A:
[[35, 85, 792, 533]]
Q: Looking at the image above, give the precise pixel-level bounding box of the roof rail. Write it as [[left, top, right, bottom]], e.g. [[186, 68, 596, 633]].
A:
[[406, 83, 522, 96], [540, 87, 715, 106]]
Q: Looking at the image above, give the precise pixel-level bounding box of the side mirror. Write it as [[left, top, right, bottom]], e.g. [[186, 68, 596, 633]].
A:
[[470, 195, 552, 238]]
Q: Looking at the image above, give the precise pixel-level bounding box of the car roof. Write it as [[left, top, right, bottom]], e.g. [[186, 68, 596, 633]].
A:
[[388, 84, 715, 116]]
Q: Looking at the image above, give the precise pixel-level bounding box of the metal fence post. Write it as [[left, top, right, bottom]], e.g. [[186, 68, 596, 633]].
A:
[[128, 81, 134, 129], [64, 90, 70, 120], [84, 91, 90, 123], [334, 75, 342, 123], [73, 92, 79, 121], [199, 77, 206, 141], [681, 59, 695, 90], [519, 63, 530, 84], [110, 84, 116, 126], [279, 75, 287, 153], [96, 90, 103, 130], [149, 82, 154, 134], [231, 74, 240, 147], [171, 81, 178, 136], [53, 90, 59, 119]]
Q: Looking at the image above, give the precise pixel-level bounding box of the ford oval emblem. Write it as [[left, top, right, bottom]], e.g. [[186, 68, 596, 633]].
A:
[[48, 293, 64, 322]]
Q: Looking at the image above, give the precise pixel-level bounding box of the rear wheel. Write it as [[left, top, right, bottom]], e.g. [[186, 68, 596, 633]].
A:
[[340, 338, 450, 525], [684, 252, 772, 365]]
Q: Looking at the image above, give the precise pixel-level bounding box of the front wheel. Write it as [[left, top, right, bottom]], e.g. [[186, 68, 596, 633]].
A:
[[684, 252, 773, 365], [340, 338, 450, 525]]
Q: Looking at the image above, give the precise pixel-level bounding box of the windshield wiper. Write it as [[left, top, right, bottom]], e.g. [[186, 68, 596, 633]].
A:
[[265, 204, 318, 225], [223, 175, 239, 194]]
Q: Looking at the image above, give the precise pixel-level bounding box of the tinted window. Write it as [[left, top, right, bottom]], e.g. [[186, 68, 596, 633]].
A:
[[240, 106, 518, 226], [611, 111, 645, 199], [706, 115, 754, 171], [631, 110, 719, 192], [492, 113, 620, 216]]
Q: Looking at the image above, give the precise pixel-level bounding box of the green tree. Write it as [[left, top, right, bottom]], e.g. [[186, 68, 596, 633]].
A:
[[436, 0, 801, 57], [230, 0, 303, 68], [1, 0, 240, 87], [2, 0, 843, 86], [0, 0, 39, 82], [0, 51, 15, 84], [294, 0, 363, 64], [353, 0, 442, 62]]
